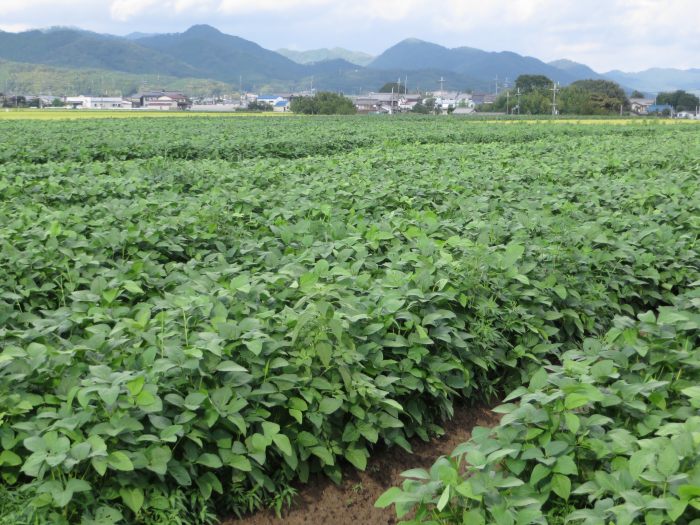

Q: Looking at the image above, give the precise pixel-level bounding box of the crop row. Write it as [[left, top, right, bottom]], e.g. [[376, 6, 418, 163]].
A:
[[0, 123, 699, 524], [380, 289, 700, 524], [0, 116, 680, 165]]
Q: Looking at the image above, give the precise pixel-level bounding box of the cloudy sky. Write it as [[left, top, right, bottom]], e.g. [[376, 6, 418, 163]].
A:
[[0, 0, 697, 72]]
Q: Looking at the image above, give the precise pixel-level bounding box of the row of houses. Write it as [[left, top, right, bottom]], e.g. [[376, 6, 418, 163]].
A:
[[64, 91, 191, 110], [629, 97, 699, 118], [350, 91, 485, 114]]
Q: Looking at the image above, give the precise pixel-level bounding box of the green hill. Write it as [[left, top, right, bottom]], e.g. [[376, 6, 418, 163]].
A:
[[368, 38, 581, 85], [0, 26, 697, 94], [0, 59, 233, 97], [0, 28, 197, 76]]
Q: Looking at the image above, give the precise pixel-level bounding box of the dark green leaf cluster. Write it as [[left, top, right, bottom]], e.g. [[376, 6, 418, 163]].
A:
[[656, 91, 700, 112], [289, 92, 356, 114]]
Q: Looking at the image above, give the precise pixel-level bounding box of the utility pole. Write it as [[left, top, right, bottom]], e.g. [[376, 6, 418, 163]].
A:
[[439, 76, 445, 93], [550, 81, 559, 116], [494, 76, 499, 95], [516, 87, 521, 115], [506, 90, 510, 115]]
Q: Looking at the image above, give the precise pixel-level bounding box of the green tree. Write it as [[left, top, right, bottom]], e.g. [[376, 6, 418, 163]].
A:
[[656, 90, 700, 111], [558, 86, 595, 115], [514, 74, 552, 94], [492, 89, 550, 114], [51, 98, 65, 107], [290, 92, 356, 115], [411, 102, 430, 114], [245, 100, 273, 112], [630, 90, 645, 98], [560, 80, 629, 115], [378, 82, 407, 94]]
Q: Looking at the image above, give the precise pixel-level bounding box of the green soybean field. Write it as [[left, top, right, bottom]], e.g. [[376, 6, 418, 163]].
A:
[[0, 116, 699, 525]]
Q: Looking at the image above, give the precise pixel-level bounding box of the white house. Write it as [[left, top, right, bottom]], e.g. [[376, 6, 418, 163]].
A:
[[63, 96, 132, 109], [144, 96, 178, 110], [630, 98, 655, 115]]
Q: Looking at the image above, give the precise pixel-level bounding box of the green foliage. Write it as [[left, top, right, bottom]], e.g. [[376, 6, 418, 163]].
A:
[[0, 117, 699, 524], [411, 97, 439, 115], [657, 90, 700, 112], [630, 90, 645, 98], [0, 59, 234, 97], [411, 102, 431, 114], [379, 82, 407, 94], [244, 100, 273, 112], [378, 291, 700, 524], [289, 92, 356, 114], [492, 90, 551, 115], [561, 79, 629, 115], [494, 75, 556, 114], [514, 75, 553, 93]]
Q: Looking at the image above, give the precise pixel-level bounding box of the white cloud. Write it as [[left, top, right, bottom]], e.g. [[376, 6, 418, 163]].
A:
[[173, 0, 218, 13], [0, 23, 33, 32], [0, 0, 82, 15], [218, 0, 330, 15], [110, 0, 160, 21]]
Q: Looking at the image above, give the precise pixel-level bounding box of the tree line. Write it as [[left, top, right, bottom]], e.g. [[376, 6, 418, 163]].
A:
[[489, 75, 699, 115]]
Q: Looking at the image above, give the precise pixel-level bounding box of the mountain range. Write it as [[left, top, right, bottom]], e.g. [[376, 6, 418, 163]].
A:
[[277, 47, 374, 67], [0, 25, 697, 96]]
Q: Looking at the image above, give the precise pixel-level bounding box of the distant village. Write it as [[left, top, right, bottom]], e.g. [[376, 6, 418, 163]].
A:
[[2, 87, 699, 118]]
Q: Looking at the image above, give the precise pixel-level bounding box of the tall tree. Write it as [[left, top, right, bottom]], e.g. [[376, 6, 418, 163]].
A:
[[514, 75, 552, 94], [378, 82, 407, 94], [492, 89, 550, 114], [560, 80, 629, 115], [656, 90, 700, 111]]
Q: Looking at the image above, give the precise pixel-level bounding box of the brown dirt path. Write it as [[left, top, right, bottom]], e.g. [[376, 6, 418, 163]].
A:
[[225, 404, 497, 525]]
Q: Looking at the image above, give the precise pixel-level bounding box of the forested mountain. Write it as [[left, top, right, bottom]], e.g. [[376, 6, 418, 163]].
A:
[[0, 26, 696, 94]]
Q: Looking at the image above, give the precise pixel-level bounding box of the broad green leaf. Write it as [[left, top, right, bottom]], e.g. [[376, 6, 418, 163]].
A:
[[375, 487, 402, 508], [227, 454, 252, 472], [119, 487, 144, 514], [436, 486, 450, 511], [107, 452, 133, 472], [318, 397, 343, 414], [502, 243, 525, 268], [657, 446, 679, 477], [272, 434, 293, 457], [344, 447, 367, 470], [196, 453, 223, 468], [530, 464, 550, 485], [551, 474, 571, 500]]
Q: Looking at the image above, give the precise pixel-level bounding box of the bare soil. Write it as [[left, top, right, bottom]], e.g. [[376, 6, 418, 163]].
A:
[[225, 404, 498, 525]]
